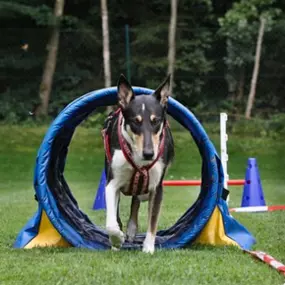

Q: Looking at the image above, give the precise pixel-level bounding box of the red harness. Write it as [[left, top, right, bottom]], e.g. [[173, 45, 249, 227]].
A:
[[103, 109, 166, 196]]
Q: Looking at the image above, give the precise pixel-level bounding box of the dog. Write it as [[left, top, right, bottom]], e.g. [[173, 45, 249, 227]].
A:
[[102, 74, 174, 254]]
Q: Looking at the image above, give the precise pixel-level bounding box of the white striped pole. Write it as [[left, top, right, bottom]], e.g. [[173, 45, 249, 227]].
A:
[[220, 113, 229, 203], [244, 250, 285, 276], [230, 205, 285, 213]]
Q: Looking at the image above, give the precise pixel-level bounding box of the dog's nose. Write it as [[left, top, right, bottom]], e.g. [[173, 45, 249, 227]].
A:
[[143, 150, 154, 160]]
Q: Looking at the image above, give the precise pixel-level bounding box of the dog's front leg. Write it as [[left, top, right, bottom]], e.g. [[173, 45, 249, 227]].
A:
[[126, 196, 140, 242], [143, 184, 163, 254], [117, 199, 123, 231], [106, 180, 125, 250]]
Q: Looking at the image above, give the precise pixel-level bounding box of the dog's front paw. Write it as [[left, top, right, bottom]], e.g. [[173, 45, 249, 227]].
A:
[[142, 242, 155, 254], [142, 233, 155, 254], [107, 226, 125, 250], [126, 220, 137, 242], [111, 246, 120, 251]]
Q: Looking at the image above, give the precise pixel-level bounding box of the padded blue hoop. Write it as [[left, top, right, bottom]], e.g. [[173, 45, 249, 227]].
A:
[[19, 86, 238, 250]]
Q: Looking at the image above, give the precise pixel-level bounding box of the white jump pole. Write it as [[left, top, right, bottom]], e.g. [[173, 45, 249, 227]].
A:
[[220, 113, 229, 203]]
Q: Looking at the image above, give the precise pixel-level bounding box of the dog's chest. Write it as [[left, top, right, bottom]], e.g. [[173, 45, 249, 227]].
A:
[[111, 150, 164, 192]]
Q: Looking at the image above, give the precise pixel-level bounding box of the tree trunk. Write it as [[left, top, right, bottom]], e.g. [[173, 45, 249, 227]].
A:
[[38, 0, 64, 116], [101, 0, 111, 88], [167, 0, 178, 95], [101, 0, 113, 112], [245, 18, 266, 119]]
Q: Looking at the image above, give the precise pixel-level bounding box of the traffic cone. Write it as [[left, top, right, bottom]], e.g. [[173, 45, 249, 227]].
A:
[[92, 170, 107, 210], [241, 158, 266, 207]]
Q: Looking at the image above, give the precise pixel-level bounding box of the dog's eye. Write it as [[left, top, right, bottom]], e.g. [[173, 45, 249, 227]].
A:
[[132, 117, 142, 125], [151, 117, 160, 125]]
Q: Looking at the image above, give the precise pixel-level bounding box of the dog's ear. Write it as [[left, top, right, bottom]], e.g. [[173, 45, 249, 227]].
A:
[[153, 74, 171, 107], [117, 74, 135, 109]]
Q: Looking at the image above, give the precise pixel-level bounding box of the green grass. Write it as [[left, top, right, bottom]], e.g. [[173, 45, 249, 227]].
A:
[[0, 125, 285, 285]]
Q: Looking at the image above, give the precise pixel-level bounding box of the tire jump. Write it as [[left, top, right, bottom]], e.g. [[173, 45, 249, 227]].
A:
[[14, 87, 255, 250]]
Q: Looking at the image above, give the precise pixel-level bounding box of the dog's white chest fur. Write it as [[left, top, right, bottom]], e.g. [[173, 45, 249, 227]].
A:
[[111, 149, 164, 195]]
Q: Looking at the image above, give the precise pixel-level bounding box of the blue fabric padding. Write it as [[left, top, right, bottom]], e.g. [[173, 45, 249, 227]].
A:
[[218, 201, 256, 250], [14, 207, 42, 248], [214, 153, 256, 249], [14, 86, 255, 250]]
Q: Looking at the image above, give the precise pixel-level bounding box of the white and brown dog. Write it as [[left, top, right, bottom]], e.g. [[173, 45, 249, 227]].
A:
[[102, 74, 174, 254]]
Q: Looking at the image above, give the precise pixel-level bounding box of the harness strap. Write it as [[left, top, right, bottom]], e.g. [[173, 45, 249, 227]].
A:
[[117, 110, 166, 196], [103, 109, 166, 196], [102, 108, 121, 164]]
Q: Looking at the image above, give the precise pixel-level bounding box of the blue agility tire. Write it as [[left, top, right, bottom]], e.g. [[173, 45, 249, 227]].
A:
[[31, 87, 222, 250]]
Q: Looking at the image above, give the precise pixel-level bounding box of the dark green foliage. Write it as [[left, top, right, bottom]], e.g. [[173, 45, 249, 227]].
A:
[[217, 0, 283, 109], [0, 0, 285, 124]]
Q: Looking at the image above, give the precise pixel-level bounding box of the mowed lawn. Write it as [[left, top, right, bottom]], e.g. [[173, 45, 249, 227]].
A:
[[0, 124, 284, 285]]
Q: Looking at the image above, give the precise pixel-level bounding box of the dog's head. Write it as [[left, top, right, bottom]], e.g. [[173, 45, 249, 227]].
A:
[[117, 74, 171, 161]]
